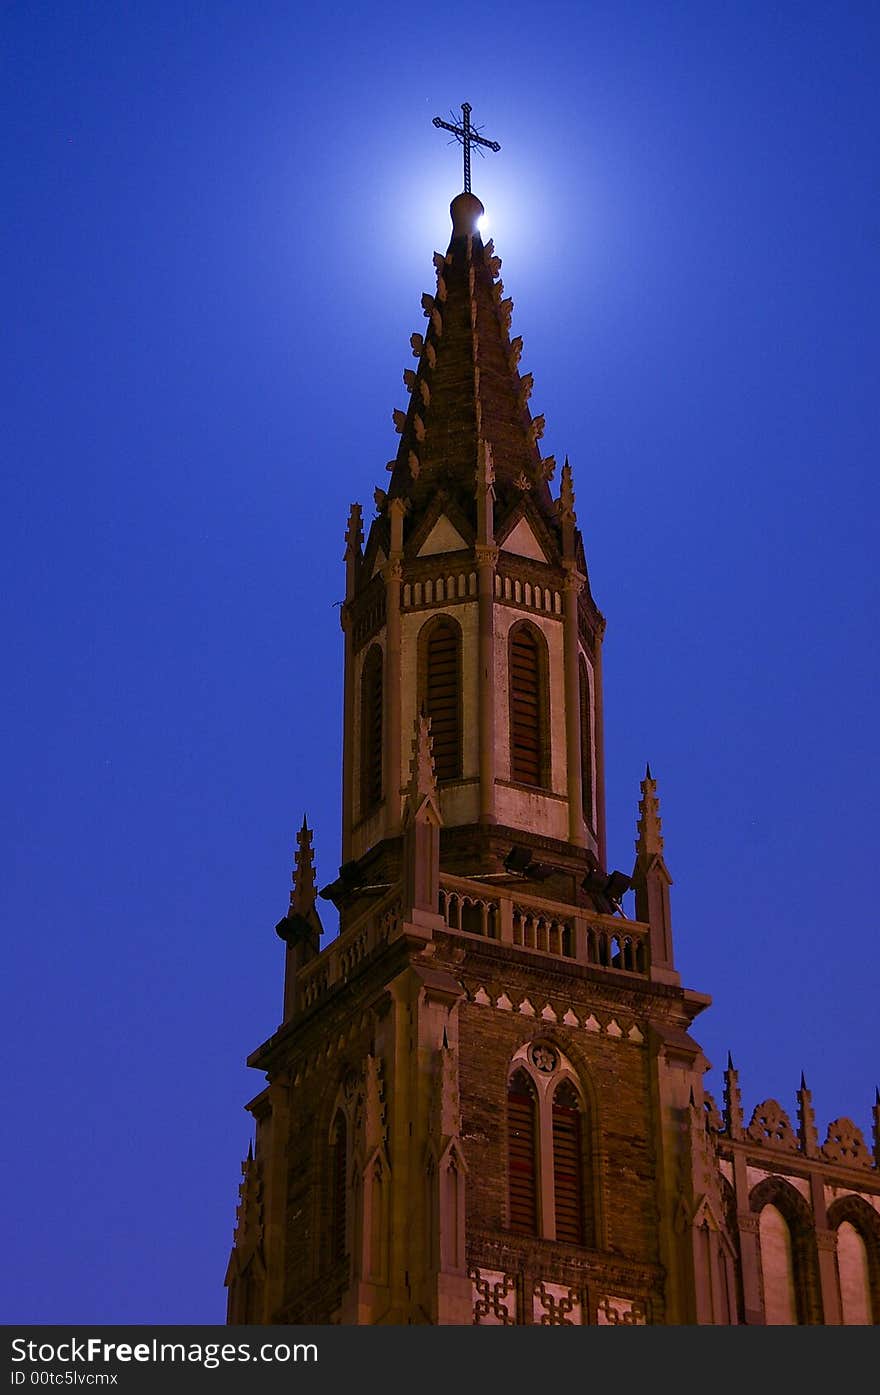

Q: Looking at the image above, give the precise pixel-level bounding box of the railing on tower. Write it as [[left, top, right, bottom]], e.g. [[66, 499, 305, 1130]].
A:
[[438, 873, 650, 975], [295, 874, 650, 1015]]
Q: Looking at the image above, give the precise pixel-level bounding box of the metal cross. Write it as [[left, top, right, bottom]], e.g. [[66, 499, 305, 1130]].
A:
[[432, 102, 500, 194]]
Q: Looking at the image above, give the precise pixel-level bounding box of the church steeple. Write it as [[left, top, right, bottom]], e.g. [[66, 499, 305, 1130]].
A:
[[384, 193, 557, 527], [340, 192, 606, 902]]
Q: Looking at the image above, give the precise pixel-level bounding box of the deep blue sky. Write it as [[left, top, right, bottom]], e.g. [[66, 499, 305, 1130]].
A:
[[2, 2, 877, 1323]]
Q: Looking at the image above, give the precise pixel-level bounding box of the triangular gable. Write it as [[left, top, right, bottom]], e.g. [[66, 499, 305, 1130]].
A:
[[417, 514, 469, 557], [371, 547, 387, 579], [500, 516, 549, 563]]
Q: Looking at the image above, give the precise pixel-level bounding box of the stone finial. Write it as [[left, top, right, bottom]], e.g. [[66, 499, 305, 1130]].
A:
[[290, 815, 318, 919], [406, 709, 438, 813], [276, 816, 323, 1022], [476, 437, 495, 492], [796, 1072, 818, 1157], [344, 502, 363, 561], [402, 711, 442, 921], [557, 456, 577, 524], [557, 456, 576, 560], [635, 764, 664, 859], [723, 1053, 744, 1139]]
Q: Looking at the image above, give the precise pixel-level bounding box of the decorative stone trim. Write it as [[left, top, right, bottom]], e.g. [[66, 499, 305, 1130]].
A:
[[464, 987, 644, 1044], [533, 1280, 582, 1325], [470, 1267, 517, 1325], [595, 1295, 647, 1326]]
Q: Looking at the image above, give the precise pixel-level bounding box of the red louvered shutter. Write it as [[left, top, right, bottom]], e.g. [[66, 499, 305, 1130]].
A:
[[360, 646, 383, 813], [552, 1081, 584, 1245], [507, 1070, 538, 1235], [510, 626, 544, 786], [331, 1114, 347, 1261], [426, 621, 460, 781]]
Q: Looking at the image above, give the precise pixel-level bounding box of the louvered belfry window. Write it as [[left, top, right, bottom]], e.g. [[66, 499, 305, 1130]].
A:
[[579, 659, 594, 830], [507, 1069, 538, 1235], [425, 619, 461, 782], [510, 624, 546, 787], [552, 1080, 584, 1245], [360, 645, 383, 814], [331, 1113, 347, 1262]]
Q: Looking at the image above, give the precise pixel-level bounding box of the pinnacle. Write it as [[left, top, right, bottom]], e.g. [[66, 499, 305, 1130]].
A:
[[635, 765, 664, 857], [406, 709, 438, 807], [727, 1051, 735, 1071], [384, 222, 559, 538], [290, 817, 318, 914]]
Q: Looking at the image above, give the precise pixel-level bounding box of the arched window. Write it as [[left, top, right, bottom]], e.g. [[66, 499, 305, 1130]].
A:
[[552, 1080, 584, 1245], [422, 617, 461, 782], [758, 1204, 797, 1325], [507, 1069, 538, 1235], [837, 1222, 873, 1325], [360, 645, 383, 815], [330, 1112, 348, 1263], [509, 623, 549, 788], [505, 1044, 595, 1249], [578, 658, 594, 830], [750, 1177, 822, 1324], [828, 1196, 880, 1325]]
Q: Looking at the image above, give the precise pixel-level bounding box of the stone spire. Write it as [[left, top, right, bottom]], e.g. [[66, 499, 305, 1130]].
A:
[[344, 503, 363, 601], [276, 817, 323, 1022], [723, 1052, 744, 1140], [384, 200, 561, 548], [631, 765, 675, 976], [557, 456, 577, 560], [796, 1071, 818, 1157]]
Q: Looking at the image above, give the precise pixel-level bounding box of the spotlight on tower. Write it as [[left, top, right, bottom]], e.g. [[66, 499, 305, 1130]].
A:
[[581, 864, 632, 916], [503, 845, 553, 881], [318, 860, 365, 909], [503, 845, 533, 874]]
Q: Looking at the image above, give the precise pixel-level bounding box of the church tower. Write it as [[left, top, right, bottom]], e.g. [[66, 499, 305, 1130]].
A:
[[225, 157, 880, 1325]]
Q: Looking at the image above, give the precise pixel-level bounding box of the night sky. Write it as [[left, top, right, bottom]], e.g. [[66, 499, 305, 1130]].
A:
[[3, 2, 877, 1323]]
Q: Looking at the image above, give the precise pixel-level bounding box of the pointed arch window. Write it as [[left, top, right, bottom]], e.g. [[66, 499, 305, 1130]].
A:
[[507, 1069, 538, 1235], [578, 657, 594, 831], [509, 622, 549, 788], [330, 1112, 348, 1263], [360, 644, 383, 814], [505, 1044, 594, 1248], [552, 1080, 585, 1245], [422, 617, 462, 782]]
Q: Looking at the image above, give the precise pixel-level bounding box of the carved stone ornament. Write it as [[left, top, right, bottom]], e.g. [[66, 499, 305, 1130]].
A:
[[533, 1281, 581, 1325], [746, 1099, 799, 1151], [596, 1295, 647, 1326], [821, 1117, 871, 1168], [470, 1268, 517, 1325], [703, 1091, 723, 1133], [529, 1043, 558, 1074]]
